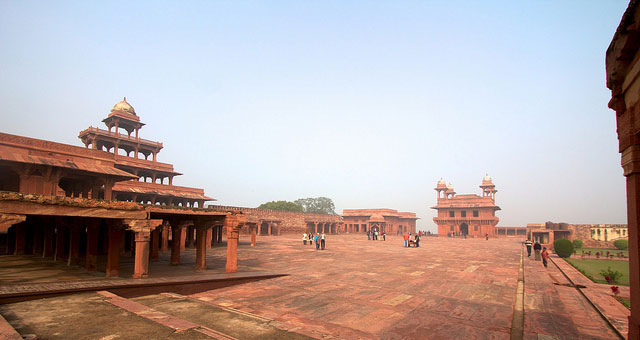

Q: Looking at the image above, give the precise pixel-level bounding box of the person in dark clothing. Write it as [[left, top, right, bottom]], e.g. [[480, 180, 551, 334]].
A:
[[533, 241, 542, 261]]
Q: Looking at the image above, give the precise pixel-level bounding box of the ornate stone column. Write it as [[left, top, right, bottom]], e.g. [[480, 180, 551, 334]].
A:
[[125, 218, 162, 279], [225, 214, 246, 273]]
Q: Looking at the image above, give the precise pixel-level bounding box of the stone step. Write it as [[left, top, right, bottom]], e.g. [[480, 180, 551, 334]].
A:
[[130, 292, 315, 340]]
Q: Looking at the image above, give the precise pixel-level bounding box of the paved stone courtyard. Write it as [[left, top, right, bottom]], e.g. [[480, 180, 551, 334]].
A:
[[0, 234, 626, 339]]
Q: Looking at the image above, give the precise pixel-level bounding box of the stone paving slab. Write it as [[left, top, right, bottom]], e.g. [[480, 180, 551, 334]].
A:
[[549, 254, 629, 338], [523, 250, 621, 340], [192, 235, 523, 340], [0, 234, 624, 339]]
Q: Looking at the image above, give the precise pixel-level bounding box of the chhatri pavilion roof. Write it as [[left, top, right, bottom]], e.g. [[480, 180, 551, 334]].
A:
[[111, 97, 136, 115]]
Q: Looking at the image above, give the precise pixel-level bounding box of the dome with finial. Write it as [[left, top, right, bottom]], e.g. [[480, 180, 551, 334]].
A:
[[111, 97, 136, 115], [482, 173, 494, 186], [446, 183, 454, 192], [436, 178, 447, 189]]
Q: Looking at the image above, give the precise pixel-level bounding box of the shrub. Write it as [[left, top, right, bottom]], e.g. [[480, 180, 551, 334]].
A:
[[600, 266, 623, 284], [572, 239, 583, 249], [554, 239, 574, 258], [614, 239, 628, 250]]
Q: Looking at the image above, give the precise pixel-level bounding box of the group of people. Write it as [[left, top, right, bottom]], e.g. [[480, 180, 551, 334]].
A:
[[367, 230, 386, 241], [524, 239, 550, 268], [302, 232, 326, 250], [403, 232, 421, 247]]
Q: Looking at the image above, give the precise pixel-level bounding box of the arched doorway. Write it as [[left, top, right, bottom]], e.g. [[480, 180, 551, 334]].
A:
[[460, 223, 469, 236]]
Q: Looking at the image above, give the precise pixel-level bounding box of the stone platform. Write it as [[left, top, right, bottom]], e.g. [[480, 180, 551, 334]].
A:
[[0, 234, 627, 339]]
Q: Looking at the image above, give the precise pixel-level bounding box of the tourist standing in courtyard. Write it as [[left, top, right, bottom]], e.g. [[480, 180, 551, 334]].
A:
[[415, 233, 420, 248], [533, 241, 542, 260], [367, 230, 371, 240], [302, 233, 307, 245], [524, 239, 533, 257], [315, 233, 320, 250], [403, 232, 410, 247], [541, 247, 549, 268], [321, 232, 326, 250], [382, 231, 386, 241]]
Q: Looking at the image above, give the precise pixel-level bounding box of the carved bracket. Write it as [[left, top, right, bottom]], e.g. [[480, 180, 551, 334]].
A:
[[0, 214, 26, 233]]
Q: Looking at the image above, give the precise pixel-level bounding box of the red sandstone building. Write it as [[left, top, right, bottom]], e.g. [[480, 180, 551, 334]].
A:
[[431, 175, 500, 237], [0, 98, 246, 279], [341, 209, 417, 235]]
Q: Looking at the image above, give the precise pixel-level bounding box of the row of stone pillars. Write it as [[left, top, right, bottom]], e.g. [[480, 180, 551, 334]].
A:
[[3, 213, 246, 279], [308, 222, 343, 234]]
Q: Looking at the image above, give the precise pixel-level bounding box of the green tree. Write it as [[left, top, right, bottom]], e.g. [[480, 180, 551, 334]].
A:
[[257, 200, 302, 212], [294, 197, 336, 214]]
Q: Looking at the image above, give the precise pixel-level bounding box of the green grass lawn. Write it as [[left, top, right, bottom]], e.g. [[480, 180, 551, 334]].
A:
[[573, 248, 628, 258], [565, 258, 630, 286]]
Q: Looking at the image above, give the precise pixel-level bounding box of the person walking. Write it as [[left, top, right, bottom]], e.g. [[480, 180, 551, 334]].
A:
[[403, 232, 410, 247], [367, 230, 371, 240], [533, 241, 542, 261], [415, 233, 421, 248], [374, 230, 378, 241], [321, 232, 326, 250], [302, 233, 307, 246], [485, 233, 489, 240], [524, 239, 533, 257], [382, 232, 386, 241], [315, 233, 320, 250], [541, 247, 550, 268]]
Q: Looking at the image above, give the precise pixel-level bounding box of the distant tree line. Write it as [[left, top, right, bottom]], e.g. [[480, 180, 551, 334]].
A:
[[257, 197, 336, 214]]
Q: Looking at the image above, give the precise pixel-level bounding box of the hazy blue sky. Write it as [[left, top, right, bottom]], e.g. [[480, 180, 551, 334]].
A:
[[0, 1, 630, 232]]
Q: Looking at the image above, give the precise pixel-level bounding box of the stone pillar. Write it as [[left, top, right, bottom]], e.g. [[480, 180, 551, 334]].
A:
[[133, 231, 150, 278], [180, 227, 186, 251], [225, 215, 245, 273], [205, 228, 213, 249], [43, 224, 55, 258], [251, 225, 257, 247], [268, 222, 272, 236], [195, 226, 209, 271], [217, 225, 223, 243], [161, 225, 169, 252], [14, 223, 26, 255], [54, 226, 65, 261], [171, 224, 183, 265], [150, 229, 159, 261], [106, 225, 123, 277], [277, 223, 281, 236], [33, 225, 42, 255], [186, 226, 194, 248], [85, 222, 99, 271], [314, 222, 318, 234], [622, 145, 640, 339], [67, 227, 81, 266]]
